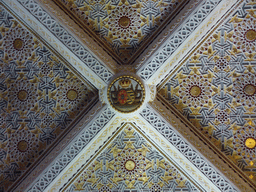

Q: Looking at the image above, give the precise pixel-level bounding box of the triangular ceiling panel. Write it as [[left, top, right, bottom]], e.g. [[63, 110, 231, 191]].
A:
[[63, 124, 203, 192], [158, 0, 256, 188], [52, 0, 189, 64], [0, 4, 98, 191]]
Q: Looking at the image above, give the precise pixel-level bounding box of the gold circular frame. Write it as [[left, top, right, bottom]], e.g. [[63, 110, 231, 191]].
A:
[[107, 75, 145, 113], [17, 90, 28, 101], [244, 84, 256, 96], [245, 138, 256, 149], [17, 140, 28, 152], [245, 29, 256, 42], [125, 160, 136, 171], [67, 89, 78, 101], [190, 85, 201, 97], [119, 16, 131, 29], [13, 38, 24, 50]]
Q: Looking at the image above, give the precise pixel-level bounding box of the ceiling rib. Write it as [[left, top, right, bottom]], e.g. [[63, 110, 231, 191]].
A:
[[155, 94, 256, 191], [137, 0, 239, 85], [2, 0, 113, 89], [140, 102, 252, 192], [36, 0, 118, 73]]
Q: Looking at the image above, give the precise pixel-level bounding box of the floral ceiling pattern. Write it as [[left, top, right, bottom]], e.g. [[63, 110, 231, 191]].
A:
[[0, 0, 256, 191], [66, 125, 200, 192], [56, 0, 187, 63], [0, 5, 97, 191], [159, 0, 256, 183]]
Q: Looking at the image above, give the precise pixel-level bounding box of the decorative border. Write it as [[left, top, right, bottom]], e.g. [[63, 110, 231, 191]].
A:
[[9, 97, 100, 192], [47, 117, 142, 191], [123, 0, 190, 65], [107, 75, 145, 114], [13, 0, 114, 84], [10, 101, 103, 191], [155, 94, 256, 190], [0, 0, 106, 90], [140, 100, 253, 192], [0, 2, 103, 191], [48, 116, 222, 192], [21, 106, 115, 192], [35, 0, 117, 72], [62, 122, 206, 191], [137, 0, 224, 82], [51, 0, 189, 65], [154, 0, 242, 87], [133, 117, 221, 192], [135, 0, 201, 70]]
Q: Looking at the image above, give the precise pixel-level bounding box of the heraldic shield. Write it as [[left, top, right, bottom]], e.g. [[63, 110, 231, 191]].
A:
[[108, 76, 145, 113]]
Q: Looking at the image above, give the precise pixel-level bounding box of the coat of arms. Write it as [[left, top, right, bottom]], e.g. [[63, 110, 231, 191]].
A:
[[108, 76, 145, 113]]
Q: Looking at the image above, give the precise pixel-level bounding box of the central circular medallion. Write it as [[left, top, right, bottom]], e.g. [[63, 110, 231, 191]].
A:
[[13, 38, 24, 50], [244, 84, 256, 96], [67, 89, 78, 101], [17, 90, 28, 101], [119, 16, 131, 28], [17, 140, 28, 152], [245, 138, 256, 149], [190, 85, 201, 97], [108, 76, 145, 113], [125, 160, 135, 171], [245, 29, 256, 42]]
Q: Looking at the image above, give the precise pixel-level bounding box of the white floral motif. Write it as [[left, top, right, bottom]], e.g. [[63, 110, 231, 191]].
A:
[[233, 15, 256, 54], [3, 27, 34, 61], [232, 72, 256, 107], [7, 129, 39, 163], [8, 79, 38, 112], [178, 74, 212, 108]]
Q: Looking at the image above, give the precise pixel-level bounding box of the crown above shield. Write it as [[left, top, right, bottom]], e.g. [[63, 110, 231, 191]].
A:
[[119, 78, 131, 88]]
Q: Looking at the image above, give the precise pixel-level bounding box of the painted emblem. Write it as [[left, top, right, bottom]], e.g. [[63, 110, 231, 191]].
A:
[[108, 76, 145, 113]]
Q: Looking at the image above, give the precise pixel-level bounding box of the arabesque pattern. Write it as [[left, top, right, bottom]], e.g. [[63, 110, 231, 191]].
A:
[[56, 0, 186, 63], [1, 0, 254, 191], [0, 5, 97, 191], [66, 125, 200, 192], [140, 106, 237, 192], [138, 0, 222, 81], [28, 107, 115, 192], [159, 0, 256, 182], [17, 0, 114, 83]]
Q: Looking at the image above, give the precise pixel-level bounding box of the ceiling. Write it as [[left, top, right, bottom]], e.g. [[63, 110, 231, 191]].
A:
[[0, 0, 256, 191]]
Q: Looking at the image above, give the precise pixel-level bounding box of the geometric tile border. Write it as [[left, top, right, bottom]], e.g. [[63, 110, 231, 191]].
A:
[[13, 0, 114, 84], [140, 105, 239, 192], [138, 0, 222, 81], [27, 107, 115, 192]]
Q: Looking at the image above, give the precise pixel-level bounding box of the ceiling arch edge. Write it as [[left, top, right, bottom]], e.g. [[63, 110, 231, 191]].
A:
[[137, 0, 239, 85], [34, 0, 118, 74], [46, 118, 222, 192], [16, 105, 115, 192], [1, 0, 114, 89], [135, 0, 202, 70], [144, 98, 254, 192], [46, 118, 143, 191], [133, 118, 222, 192], [149, 0, 242, 86]]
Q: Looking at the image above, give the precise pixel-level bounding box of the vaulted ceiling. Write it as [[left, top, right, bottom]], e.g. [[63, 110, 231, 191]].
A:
[[0, 0, 256, 191]]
